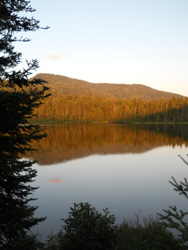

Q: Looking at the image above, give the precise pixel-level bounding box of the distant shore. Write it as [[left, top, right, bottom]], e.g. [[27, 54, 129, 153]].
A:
[[31, 120, 188, 125]]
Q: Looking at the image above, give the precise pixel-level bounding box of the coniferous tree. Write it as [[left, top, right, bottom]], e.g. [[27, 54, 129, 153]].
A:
[[158, 155, 188, 249], [0, 0, 50, 248]]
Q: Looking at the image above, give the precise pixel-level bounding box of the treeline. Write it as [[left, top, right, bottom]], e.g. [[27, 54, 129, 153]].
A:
[[32, 94, 188, 123]]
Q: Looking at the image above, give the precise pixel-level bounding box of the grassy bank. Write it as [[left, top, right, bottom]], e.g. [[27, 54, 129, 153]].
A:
[[38, 208, 182, 250], [31, 119, 188, 125]]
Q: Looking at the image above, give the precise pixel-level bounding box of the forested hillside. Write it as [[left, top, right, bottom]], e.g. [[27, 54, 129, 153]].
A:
[[34, 73, 183, 101], [31, 73, 188, 123]]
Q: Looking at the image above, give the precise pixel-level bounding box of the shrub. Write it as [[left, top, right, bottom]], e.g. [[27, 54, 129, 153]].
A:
[[45, 202, 117, 250], [116, 214, 182, 250]]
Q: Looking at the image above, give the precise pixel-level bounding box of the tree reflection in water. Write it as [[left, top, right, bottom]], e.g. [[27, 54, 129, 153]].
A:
[[27, 124, 188, 165]]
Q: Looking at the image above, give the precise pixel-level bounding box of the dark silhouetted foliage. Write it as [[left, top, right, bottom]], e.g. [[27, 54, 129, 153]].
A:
[[0, 0, 49, 248], [158, 155, 188, 249], [116, 215, 182, 250], [43, 203, 181, 250], [45, 202, 117, 250]]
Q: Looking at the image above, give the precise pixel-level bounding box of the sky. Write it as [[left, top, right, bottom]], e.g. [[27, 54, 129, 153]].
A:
[[16, 0, 188, 96]]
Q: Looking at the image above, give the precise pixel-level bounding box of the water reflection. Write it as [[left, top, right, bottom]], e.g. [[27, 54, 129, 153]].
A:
[[31, 124, 188, 240], [28, 124, 188, 165]]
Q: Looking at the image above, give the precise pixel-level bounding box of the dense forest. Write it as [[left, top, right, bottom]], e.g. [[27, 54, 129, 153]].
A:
[[32, 94, 188, 123], [30, 74, 188, 123]]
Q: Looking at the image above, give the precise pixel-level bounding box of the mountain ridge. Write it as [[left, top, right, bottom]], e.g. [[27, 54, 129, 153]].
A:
[[33, 73, 184, 101]]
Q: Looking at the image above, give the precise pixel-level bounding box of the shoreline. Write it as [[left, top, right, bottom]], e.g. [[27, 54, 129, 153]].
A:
[[30, 120, 188, 125]]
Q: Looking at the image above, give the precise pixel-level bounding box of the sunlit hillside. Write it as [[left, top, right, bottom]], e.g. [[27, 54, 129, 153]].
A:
[[33, 73, 184, 101], [30, 73, 188, 123]]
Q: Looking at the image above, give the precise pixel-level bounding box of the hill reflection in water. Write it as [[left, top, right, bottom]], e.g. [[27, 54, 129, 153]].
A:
[[27, 124, 188, 165]]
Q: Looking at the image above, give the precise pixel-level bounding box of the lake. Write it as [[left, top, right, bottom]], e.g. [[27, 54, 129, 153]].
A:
[[28, 123, 188, 240]]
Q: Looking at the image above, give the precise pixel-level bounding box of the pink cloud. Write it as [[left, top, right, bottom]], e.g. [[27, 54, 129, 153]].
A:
[[48, 54, 62, 59], [49, 178, 62, 183]]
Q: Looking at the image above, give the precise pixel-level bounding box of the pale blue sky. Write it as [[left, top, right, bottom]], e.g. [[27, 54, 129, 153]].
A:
[[17, 0, 188, 96]]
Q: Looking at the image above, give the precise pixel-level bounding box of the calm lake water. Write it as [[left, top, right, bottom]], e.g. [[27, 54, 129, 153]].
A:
[[29, 124, 188, 240]]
